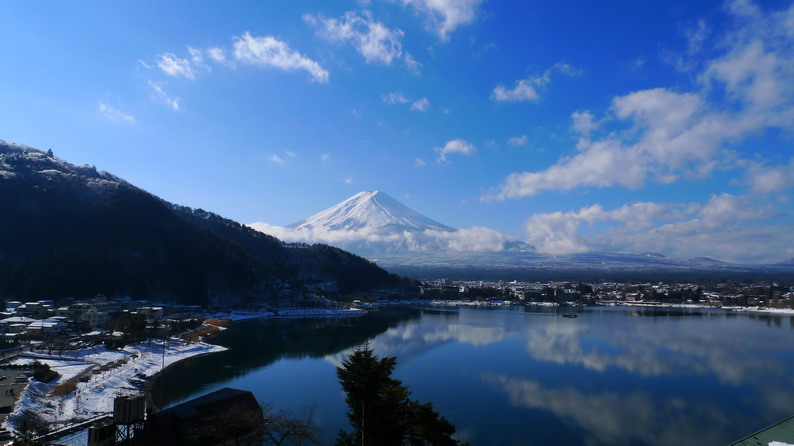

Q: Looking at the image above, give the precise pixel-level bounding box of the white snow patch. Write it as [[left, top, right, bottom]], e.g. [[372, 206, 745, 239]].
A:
[[3, 339, 226, 431]]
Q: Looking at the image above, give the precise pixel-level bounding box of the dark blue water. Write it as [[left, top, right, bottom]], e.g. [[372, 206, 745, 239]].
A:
[[155, 307, 794, 445]]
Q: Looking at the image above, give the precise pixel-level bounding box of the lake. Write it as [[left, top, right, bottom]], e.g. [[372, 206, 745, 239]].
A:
[[154, 306, 794, 445]]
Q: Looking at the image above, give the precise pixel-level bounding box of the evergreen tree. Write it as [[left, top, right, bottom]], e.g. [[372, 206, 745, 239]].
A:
[[336, 344, 461, 446]]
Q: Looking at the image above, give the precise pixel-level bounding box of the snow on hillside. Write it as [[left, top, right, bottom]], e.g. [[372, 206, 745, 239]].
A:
[[4, 340, 225, 431]]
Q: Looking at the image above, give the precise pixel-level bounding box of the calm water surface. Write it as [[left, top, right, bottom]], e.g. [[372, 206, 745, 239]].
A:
[[155, 307, 794, 445]]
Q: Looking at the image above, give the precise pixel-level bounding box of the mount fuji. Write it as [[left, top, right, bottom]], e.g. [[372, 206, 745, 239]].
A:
[[248, 191, 794, 280], [287, 191, 455, 233], [249, 191, 529, 256]]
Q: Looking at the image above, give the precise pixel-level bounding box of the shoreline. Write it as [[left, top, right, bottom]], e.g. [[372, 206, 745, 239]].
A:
[[2, 339, 227, 433], [147, 307, 369, 412]]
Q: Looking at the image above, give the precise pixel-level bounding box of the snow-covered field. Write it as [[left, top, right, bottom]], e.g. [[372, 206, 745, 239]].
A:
[[3, 339, 226, 431]]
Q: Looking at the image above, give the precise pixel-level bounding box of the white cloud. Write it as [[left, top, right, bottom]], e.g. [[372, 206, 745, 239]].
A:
[[138, 59, 151, 69], [269, 154, 285, 165], [206, 47, 229, 65], [285, 151, 297, 158], [97, 103, 134, 123], [571, 111, 597, 135], [247, 223, 520, 254], [148, 81, 180, 111], [410, 97, 430, 112], [305, 11, 405, 65], [492, 79, 540, 102], [487, 1, 794, 201], [157, 53, 196, 79], [382, 92, 410, 104], [344, 176, 354, 184], [187, 47, 205, 66], [233, 32, 329, 83], [404, 52, 421, 74], [401, 0, 485, 41], [492, 62, 581, 102], [435, 138, 475, 163], [745, 158, 794, 194], [522, 194, 791, 262], [414, 158, 426, 167], [320, 153, 330, 161], [507, 135, 528, 147]]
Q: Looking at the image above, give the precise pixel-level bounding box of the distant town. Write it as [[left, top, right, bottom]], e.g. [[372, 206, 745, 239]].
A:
[[418, 279, 794, 310], [0, 278, 791, 443], [0, 279, 792, 349]]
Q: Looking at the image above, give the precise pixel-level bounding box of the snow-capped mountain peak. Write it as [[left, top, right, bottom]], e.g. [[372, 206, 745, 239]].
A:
[[288, 190, 455, 233]]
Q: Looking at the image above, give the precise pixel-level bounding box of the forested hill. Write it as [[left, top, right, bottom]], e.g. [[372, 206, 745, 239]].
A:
[[0, 141, 404, 306]]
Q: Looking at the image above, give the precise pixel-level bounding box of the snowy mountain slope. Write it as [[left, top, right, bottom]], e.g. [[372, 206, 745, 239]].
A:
[[249, 191, 530, 255], [288, 190, 455, 233]]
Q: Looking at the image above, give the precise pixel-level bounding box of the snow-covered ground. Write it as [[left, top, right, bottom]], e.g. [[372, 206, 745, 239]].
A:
[[3, 339, 226, 431]]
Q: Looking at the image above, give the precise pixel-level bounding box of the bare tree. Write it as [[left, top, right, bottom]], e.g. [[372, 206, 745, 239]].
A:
[[261, 404, 321, 446]]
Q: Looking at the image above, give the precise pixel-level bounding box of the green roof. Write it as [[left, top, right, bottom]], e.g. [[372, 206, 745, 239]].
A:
[[730, 416, 794, 446]]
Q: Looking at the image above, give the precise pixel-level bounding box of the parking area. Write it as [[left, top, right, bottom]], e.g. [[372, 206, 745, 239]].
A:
[[0, 369, 31, 424]]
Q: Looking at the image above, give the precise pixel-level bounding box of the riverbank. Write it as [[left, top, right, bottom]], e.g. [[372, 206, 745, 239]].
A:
[[0, 307, 368, 434]]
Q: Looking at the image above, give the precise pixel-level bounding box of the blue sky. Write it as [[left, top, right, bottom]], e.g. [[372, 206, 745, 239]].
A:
[[2, 0, 793, 262]]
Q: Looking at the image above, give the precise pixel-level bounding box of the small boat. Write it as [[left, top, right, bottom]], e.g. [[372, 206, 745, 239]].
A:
[[561, 313, 578, 318]]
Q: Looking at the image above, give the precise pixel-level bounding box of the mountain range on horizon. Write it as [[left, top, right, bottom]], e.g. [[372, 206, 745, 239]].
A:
[[1, 139, 792, 289], [250, 191, 794, 279]]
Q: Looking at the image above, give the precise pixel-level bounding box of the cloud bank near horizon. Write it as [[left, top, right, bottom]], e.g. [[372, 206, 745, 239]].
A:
[[247, 222, 526, 254]]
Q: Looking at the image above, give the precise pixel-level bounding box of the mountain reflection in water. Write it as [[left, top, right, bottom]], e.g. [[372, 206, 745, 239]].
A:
[[157, 307, 794, 446]]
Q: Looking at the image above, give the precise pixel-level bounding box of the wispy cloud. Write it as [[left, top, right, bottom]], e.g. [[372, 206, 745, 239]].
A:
[[410, 97, 430, 112], [305, 11, 406, 66], [157, 53, 196, 79], [507, 135, 527, 147], [97, 103, 134, 123], [492, 62, 581, 102], [148, 81, 180, 111], [414, 158, 426, 167], [269, 154, 285, 165], [382, 92, 410, 104], [233, 32, 329, 83]]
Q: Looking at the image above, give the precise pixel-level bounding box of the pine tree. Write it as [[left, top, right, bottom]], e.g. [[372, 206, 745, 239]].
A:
[[336, 344, 461, 446]]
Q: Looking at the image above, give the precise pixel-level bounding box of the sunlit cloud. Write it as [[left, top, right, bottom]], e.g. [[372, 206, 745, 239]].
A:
[[492, 62, 581, 102], [436, 138, 475, 163], [305, 10, 409, 67], [233, 32, 329, 83], [521, 193, 793, 262], [157, 53, 196, 79], [401, 0, 485, 41], [486, 3, 794, 201]]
